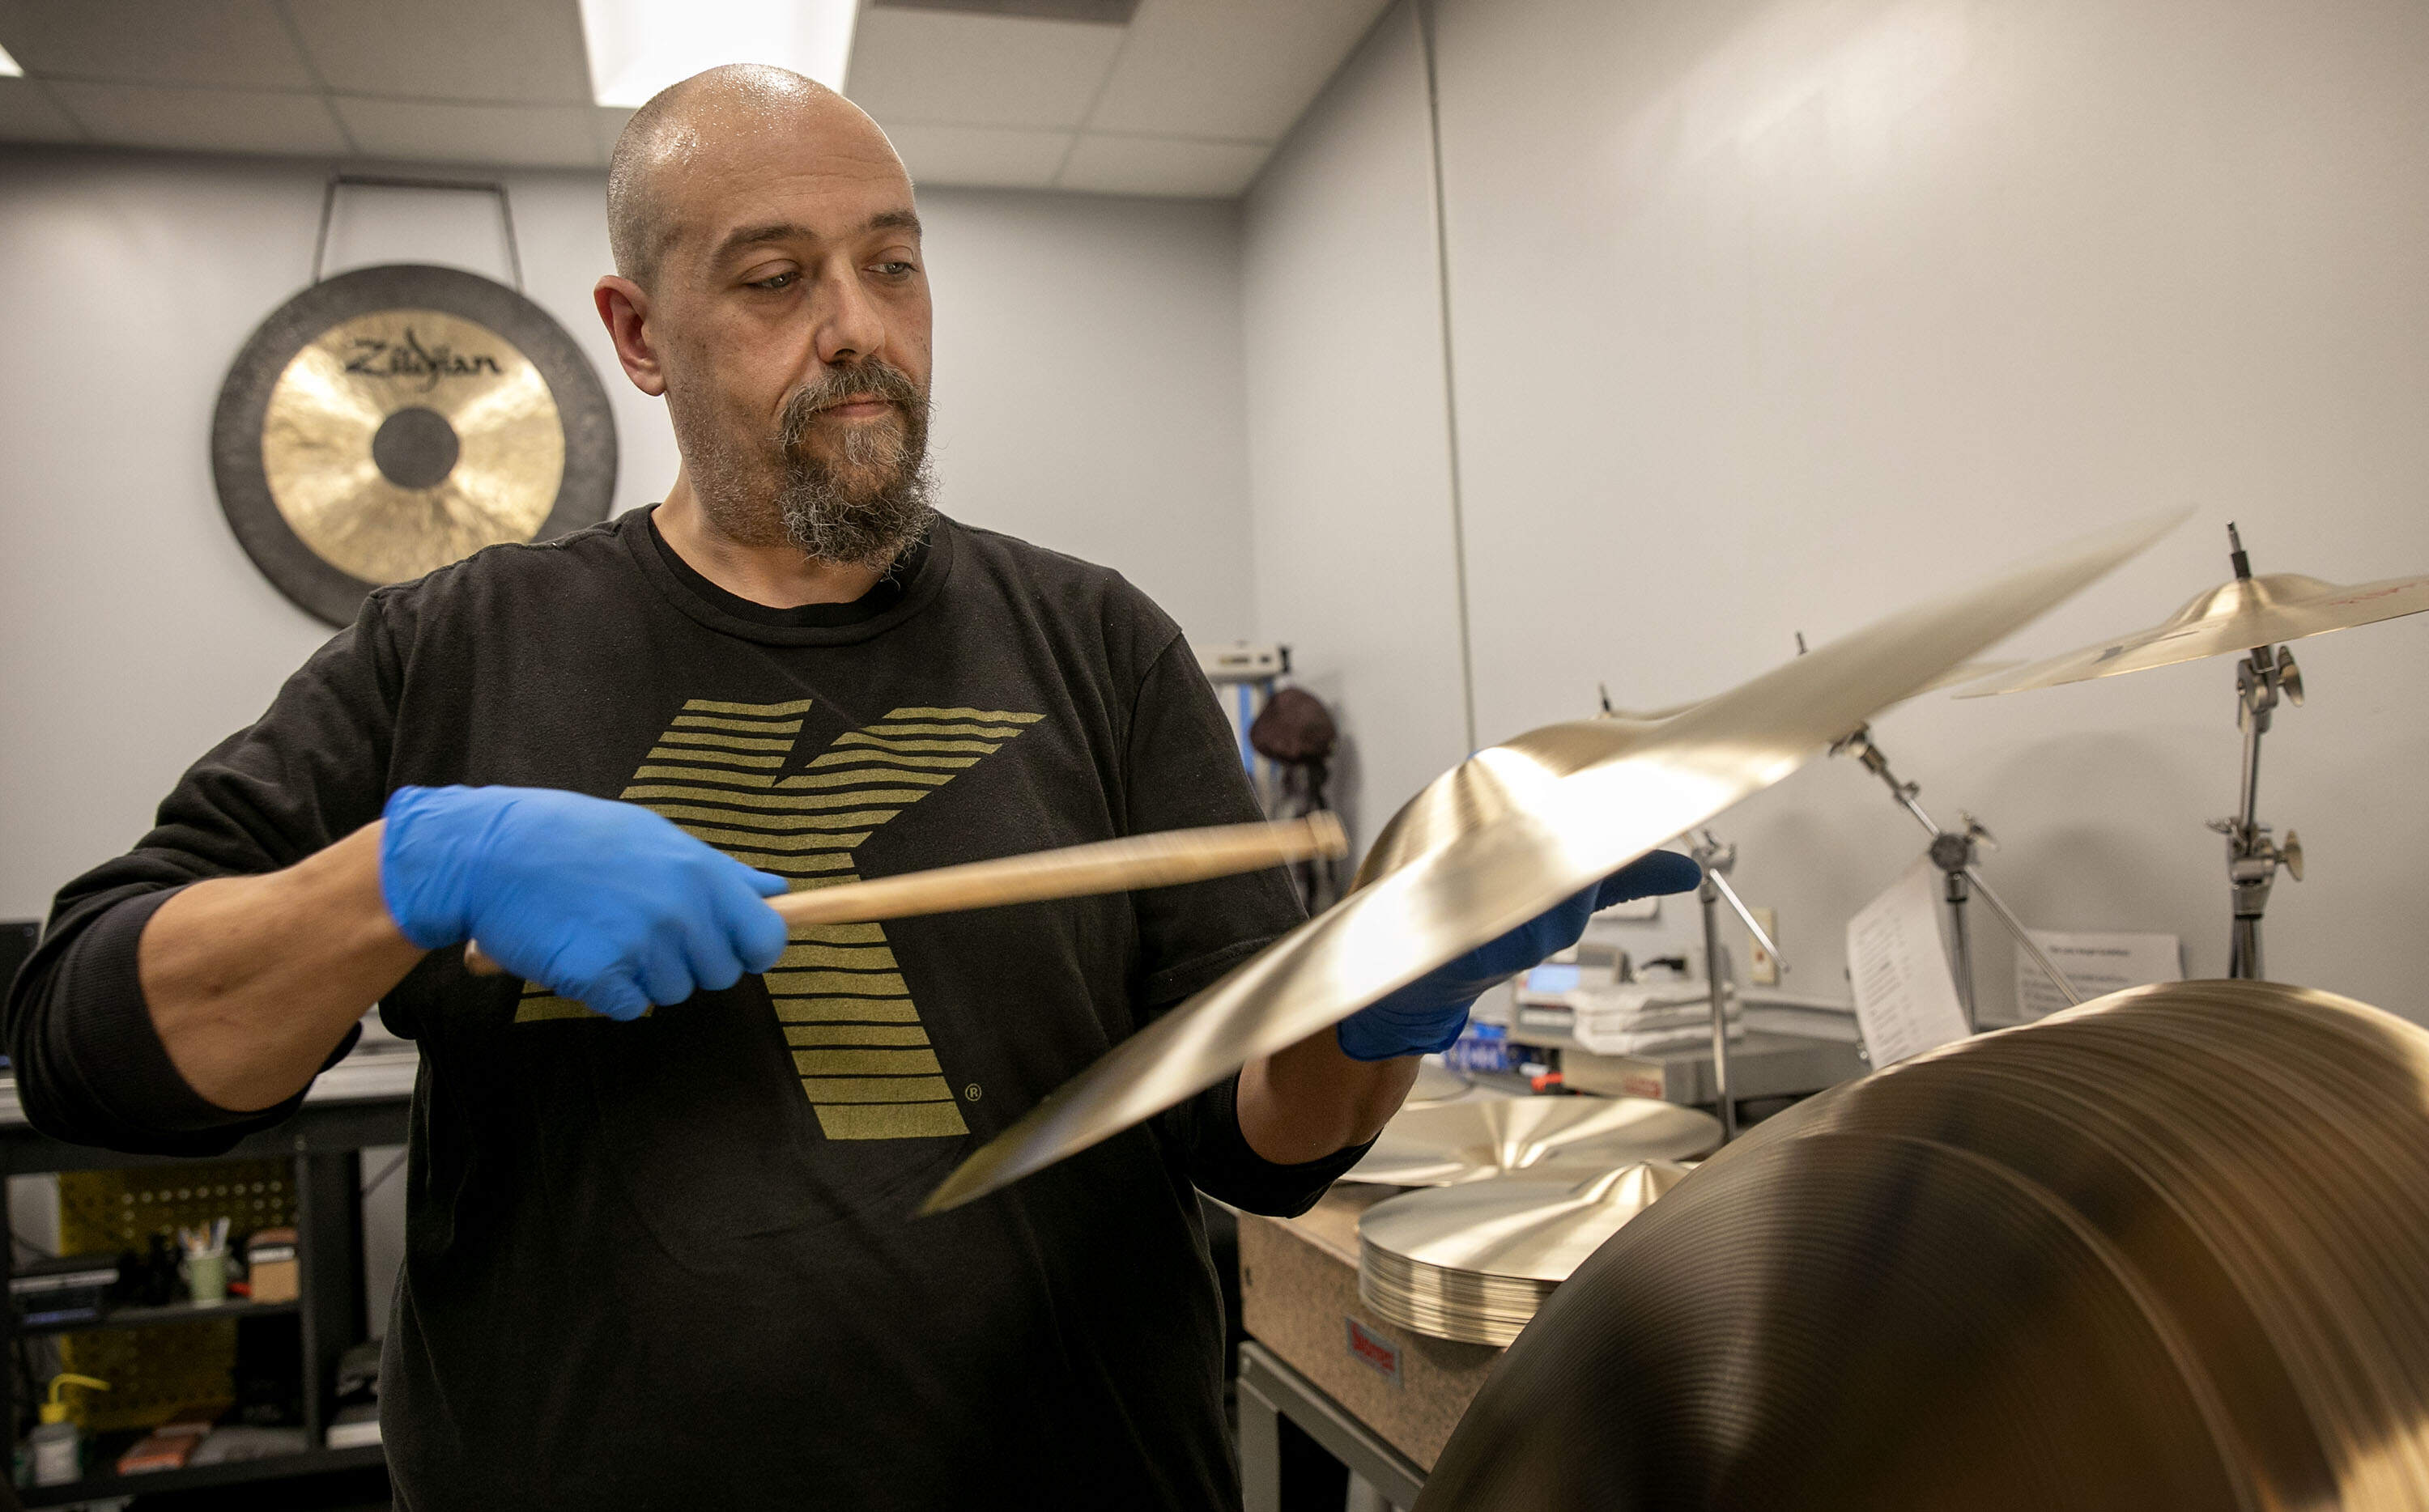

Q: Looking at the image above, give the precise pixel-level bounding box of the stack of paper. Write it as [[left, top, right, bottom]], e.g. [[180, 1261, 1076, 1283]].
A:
[[1565, 983, 1740, 1057]]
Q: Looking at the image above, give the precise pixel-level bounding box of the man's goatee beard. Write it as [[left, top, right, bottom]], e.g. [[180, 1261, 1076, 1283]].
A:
[[775, 394, 936, 571], [673, 360, 938, 570]]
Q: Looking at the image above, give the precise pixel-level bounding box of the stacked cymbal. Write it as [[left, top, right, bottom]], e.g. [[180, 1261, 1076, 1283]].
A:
[[1348, 1098, 1715, 1345], [1343, 1095, 1719, 1187], [1359, 1162, 1690, 1346], [1416, 981, 2429, 1512]]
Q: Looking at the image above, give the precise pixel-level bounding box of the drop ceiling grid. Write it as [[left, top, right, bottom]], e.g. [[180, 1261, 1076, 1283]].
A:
[[853, 0, 1396, 197], [0, 0, 1397, 194], [0, 0, 606, 166]]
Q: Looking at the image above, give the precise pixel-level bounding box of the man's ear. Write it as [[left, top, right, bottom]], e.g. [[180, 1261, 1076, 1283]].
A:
[[594, 275, 666, 397]]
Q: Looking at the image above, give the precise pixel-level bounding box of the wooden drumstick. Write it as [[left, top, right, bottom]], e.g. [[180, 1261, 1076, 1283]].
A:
[[462, 812, 1347, 978]]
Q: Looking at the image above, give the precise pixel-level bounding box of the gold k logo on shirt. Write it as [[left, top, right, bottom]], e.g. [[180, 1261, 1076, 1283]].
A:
[[515, 699, 1042, 1140]]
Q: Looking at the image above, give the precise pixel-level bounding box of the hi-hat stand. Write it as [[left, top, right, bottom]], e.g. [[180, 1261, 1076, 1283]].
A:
[[1685, 830, 1785, 1142], [1832, 728, 2081, 1023], [2206, 525, 2305, 980]]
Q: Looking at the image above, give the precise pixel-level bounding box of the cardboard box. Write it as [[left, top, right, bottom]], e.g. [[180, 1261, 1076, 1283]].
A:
[[244, 1228, 299, 1306]]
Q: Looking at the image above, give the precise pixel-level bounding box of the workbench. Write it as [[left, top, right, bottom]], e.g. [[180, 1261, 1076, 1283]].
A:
[[1236, 1182, 1501, 1511]]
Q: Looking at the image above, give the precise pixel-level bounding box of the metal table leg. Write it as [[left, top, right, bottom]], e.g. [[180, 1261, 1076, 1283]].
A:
[[1236, 1340, 1427, 1510]]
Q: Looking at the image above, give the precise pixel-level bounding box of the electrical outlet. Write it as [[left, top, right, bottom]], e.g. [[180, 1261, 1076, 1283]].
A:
[[1749, 907, 1781, 985]]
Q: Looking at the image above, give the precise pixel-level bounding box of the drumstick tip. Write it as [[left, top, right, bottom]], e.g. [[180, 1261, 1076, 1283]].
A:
[[1307, 811, 1349, 857]]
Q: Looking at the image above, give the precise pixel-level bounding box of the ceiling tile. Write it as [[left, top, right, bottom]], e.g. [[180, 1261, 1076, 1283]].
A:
[[0, 0, 317, 91], [0, 78, 87, 143], [1057, 132, 1267, 197], [874, 0, 1138, 19], [283, 0, 592, 105], [47, 81, 350, 155], [333, 98, 601, 168], [1087, 0, 1392, 141], [848, 9, 1123, 131], [886, 122, 1072, 190]]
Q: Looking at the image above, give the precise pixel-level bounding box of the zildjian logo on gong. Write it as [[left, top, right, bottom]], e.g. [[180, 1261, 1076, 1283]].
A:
[[343, 327, 504, 393]]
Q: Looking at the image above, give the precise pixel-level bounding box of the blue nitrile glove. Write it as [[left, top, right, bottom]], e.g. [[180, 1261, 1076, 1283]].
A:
[[1335, 849, 1705, 1061], [380, 784, 790, 1021]]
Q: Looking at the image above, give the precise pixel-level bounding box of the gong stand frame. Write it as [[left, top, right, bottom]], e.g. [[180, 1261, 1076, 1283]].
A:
[[313, 173, 525, 291], [2209, 525, 2305, 981], [1684, 830, 1784, 1142], [1833, 727, 2081, 1026]]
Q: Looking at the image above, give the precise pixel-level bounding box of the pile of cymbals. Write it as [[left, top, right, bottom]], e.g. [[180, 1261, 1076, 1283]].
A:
[[1359, 1161, 1690, 1346], [1345, 1095, 1718, 1187], [1414, 980, 2429, 1512], [1348, 1098, 1715, 1345]]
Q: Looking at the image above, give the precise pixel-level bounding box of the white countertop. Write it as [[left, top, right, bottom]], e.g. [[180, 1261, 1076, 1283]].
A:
[[0, 1047, 418, 1130]]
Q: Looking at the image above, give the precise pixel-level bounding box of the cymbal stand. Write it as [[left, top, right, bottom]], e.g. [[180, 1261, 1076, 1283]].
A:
[[2207, 524, 2305, 980], [1831, 728, 2081, 1025], [1686, 830, 1785, 1142]]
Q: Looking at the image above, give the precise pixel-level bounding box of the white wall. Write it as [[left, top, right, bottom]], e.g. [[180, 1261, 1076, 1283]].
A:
[[923, 189, 1253, 643], [0, 148, 1253, 922], [1241, 4, 1469, 852], [1247, 0, 2429, 1021]]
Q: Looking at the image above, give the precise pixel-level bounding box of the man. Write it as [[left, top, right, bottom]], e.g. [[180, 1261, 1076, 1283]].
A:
[[8, 68, 1694, 1508]]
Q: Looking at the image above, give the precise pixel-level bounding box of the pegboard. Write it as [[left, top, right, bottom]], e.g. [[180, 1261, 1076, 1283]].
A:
[[51, 1160, 295, 1431], [57, 1160, 293, 1255]]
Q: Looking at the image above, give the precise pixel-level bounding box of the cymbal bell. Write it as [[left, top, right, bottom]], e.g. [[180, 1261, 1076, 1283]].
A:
[[261, 307, 566, 585], [1414, 980, 2429, 1511], [919, 509, 2184, 1215], [1956, 568, 2429, 697]]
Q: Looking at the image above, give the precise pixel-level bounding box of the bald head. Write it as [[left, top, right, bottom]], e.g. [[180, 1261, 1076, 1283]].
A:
[[606, 63, 908, 289]]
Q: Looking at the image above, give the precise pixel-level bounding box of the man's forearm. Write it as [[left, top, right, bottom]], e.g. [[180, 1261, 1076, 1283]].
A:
[[139, 822, 426, 1113], [1236, 1029, 1419, 1166]]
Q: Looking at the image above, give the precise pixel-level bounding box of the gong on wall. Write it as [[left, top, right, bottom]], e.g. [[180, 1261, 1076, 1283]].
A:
[[211, 262, 617, 626]]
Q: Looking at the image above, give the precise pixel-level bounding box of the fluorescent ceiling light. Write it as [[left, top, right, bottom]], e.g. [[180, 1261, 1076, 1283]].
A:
[[0, 40, 23, 78], [581, 0, 858, 108]]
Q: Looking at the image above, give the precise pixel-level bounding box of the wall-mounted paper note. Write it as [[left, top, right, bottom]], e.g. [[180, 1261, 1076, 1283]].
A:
[[2017, 930, 2184, 1019], [1848, 857, 1972, 1067]]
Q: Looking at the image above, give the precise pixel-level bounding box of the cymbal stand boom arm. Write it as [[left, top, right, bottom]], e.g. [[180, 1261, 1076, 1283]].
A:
[[1686, 833, 1785, 1143], [1834, 728, 2083, 1020]]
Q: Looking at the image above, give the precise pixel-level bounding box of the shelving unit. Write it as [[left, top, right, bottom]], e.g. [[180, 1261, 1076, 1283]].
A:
[[0, 1072, 411, 1505], [17, 1297, 303, 1339], [17, 1441, 387, 1509]]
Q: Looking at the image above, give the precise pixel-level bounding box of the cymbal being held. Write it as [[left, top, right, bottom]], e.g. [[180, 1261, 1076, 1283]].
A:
[[922, 509, 2185, 1215]]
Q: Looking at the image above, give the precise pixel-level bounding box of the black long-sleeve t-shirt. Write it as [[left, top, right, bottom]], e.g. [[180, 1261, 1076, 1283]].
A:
[[7, 508, 1367, 1510]]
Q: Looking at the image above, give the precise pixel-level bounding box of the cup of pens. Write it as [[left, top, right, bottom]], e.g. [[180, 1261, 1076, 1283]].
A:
[[179, 1220, 231, 1307]]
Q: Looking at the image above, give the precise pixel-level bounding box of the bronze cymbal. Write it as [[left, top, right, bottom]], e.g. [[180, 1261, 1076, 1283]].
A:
[[1596, 657, 2021, 724], [1414, 981, 2429, 1511], [1343, 1096, 1717, 1187], [1403, 1058, 1482, 1108], [920, 511, 2185, 1215], [213, 264, 617, 627], [262, 307, 564, 584], [1359, 1162, 1691, 1346], [1956, 569, 2429, 697]]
